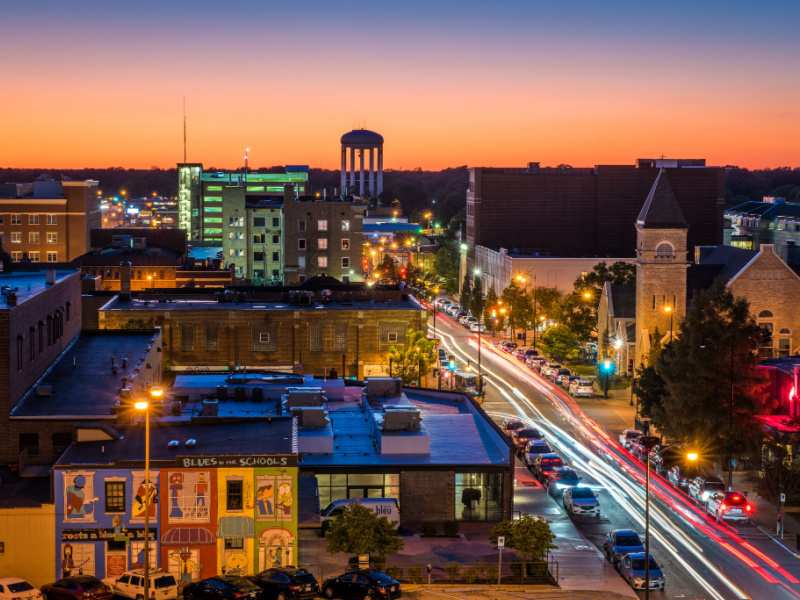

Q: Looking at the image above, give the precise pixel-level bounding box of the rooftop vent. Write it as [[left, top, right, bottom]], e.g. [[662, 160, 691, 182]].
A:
[[366, 378, 402, 398], [290, 406, 331, 428], [379, 407, 422, 432], [185, 439, 197, 447], [168, 440, 179, 448]]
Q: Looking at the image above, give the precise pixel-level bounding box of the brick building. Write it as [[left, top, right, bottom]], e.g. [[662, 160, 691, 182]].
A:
[[0, 267, 83, 464], [96, 286, 425, 379], [220, 191, 283, 283], [0, 178, 100, 263], [465, 159, 724, 274]]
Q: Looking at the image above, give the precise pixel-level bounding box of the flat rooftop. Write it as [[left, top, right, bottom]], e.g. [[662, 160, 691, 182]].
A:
[[303, 390, 511, 468], [101, 297, 421, 311], [57, 420, 295, 467], [0, 269, 78, 306], [0, 467, 51, 508], [13, 330, 160, 419]]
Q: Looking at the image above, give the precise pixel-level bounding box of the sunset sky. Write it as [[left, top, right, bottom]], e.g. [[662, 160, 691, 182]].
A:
[[3, 0, 800, 170]]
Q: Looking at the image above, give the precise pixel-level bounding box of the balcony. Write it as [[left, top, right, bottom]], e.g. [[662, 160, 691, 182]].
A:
[[18, 446, 68, 478]]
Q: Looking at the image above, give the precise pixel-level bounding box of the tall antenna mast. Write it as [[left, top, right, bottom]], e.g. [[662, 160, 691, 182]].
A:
[[183, 97, 187, 163], [244, 148, 250, 182]]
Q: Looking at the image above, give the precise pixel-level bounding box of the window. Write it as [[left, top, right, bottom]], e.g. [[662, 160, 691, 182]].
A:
[[47, 252, 58, 262], [380, 324, 405, 348], [53, 431, 72, 449], [204, 206, 222, 213], [298, 239, 306, 250], [229, 216, 244, 227], [272, 269, 280, 278], [253, 269, 264, 280], [388, 332, 398, 342], [254, 252, 264, 261], [253, 234, 266, 244], [11, 233, 21, 244], [229, 231, 244, 240], [224, 539, 244, 550], [19, 432, 39, 455], [272, 217, 280, 227], [227, 480, 243, 511], [334, 324, 347, 352], [29, 214, 39, 225], [47, 233, 58, 244], [105, 481, 126, 513], [298, 220, 306, 232], [342, 220, 350, 231], [253, 217, 266, 227], [206, 324, 218, 352], [318, 219, 328, 231], [309, 323, 323, 352], [11, 251, 22, 261], [342, 239, 350, 250], [272, 251, 279, 262], [252, 325, 278, 352], [259, 333, 270, 343], [272, 234, 279, 244], [318, 256, 328, 268], [11, 214, 21, 225], [455, 472, 504, 521], [28, 251, 40, 262], [318, 238, 328, 250], [342, 257, 350, 268], [29, 232, 40, 244], [181, 325, 195, 352], [47, 215, 57, 225], [655, 242, 674, 257]]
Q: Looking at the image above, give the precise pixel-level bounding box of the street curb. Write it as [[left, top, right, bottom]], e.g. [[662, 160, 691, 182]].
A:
[[753, 523, 798, 557]]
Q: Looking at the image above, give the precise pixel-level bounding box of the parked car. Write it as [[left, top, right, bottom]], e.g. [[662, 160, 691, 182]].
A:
[[667, 463, 709, 490], [532, 453, 565, 482], [705, 491, 751, 524], [688, 477, 726, 504], [512, 348, 528, 360], [321, 570, 401, 600], [512, 427, 544, 452], [563, 486, 600, 516], [561, 375, 579, 390], [551, 368, 571, 384], [650, 445, 700, 475], [603, 530, 645, 567], [41, 578, 112, 600], [250, 567, 319, 600], [102, 570, 178, 600], [0, 578, 42, 600], [569, 379, 594, 397], [618, 553, 665, 591], [522, 349, 539, 360], [618, 429, 643, 449], [498, 341, 517, 353], [526, 356, 546, 369], [541, 363, 562, 378], [523, 439, 552, 467], [469, 323, 486, 333], [502, 419, 525, 435], [545, 467, 581, 494], [629, 435, 658, 461], [182, 577, 261, 600]]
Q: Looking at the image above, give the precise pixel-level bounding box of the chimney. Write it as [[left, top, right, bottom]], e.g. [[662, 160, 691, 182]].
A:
[[46, 267, 56, 286], [120, 261, 132, 301]]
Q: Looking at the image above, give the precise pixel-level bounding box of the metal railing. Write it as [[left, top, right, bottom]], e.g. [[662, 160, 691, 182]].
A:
[[19, 446, 68, 474]]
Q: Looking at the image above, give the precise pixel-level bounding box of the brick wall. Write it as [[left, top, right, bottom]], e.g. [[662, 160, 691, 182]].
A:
[[400, 470, 455, 522]]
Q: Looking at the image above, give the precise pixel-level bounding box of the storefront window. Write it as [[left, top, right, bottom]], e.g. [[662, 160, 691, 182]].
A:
[[316, 473, 400, 508], [455, 472, 503, 521]]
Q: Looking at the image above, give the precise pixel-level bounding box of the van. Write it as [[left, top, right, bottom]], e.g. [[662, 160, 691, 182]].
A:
[[321, 498, 400, 527]]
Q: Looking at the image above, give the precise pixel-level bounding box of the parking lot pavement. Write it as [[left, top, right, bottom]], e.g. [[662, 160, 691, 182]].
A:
[[400, 586, 634, 600]]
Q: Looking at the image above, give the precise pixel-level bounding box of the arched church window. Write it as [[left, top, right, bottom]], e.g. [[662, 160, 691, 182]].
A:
[[655, 242, 674, 257], [758, 310, 774, 319]]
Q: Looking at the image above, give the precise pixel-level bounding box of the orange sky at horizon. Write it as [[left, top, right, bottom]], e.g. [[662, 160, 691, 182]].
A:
[[3, 1, 800, 171]]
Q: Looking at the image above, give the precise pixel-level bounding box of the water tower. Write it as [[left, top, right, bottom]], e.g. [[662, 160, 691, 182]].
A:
[[340, 129, 384, 198]]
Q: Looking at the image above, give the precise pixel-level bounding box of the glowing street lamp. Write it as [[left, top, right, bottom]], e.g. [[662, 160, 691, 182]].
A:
[[664, 305, 673, 343], [134, 385, 161, 600]]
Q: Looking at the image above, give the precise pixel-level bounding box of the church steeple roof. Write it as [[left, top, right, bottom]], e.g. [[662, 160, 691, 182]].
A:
[[636, 168, 687, 228]]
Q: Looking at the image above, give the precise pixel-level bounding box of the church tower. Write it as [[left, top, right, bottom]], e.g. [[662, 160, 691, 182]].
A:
[[635, 168, 689, 366]]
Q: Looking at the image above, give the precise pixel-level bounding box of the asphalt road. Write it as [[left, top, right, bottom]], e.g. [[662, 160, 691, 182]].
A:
[[430, 310, 800, 600]]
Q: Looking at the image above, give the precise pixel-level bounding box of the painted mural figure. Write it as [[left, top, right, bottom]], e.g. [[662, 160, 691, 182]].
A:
[[61, 544, 90, 577], [66, 475, 94, 517], [170, 547, 202, 587], [112, 515, 128, 542], [169, 473, 184, 518], [268, 547, 283, 568], [277, 483, 292, 516], [223, 553, 248, 576], [256, 483, 274, 517], [195, 473, 207, 506], [133, 479, 158, 519]]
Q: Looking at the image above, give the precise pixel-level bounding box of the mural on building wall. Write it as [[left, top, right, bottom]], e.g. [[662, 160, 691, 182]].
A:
[[254, 475, 293, 522], [131, 470, 159, 521], [169, 547, 203, 587], [257, 528, 294, 571], [168, 471, 211, 522], [64, 472, 98, 521], [61, 543, 95, 577]]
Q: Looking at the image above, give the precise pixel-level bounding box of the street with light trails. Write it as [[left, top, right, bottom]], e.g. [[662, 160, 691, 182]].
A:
[[429, 309, 800, 600]]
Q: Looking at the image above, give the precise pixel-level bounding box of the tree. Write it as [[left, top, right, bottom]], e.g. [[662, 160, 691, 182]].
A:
[[490, 514, 557, 577], [325, 503, 404, 557], [634, 364, 667, 423], [556, 291, 595, 343], [654, 281, 770, 455], [378, 254, 398, 282], [534, 286, 561, 324], [573, 261, 636, 300], [501, 281, 530, 340], [469, 278, 485, 321], [460, 274, 472, 312], [749, 433, 800, 508], [540, 325, 580, 363], [385, 329, 438, 386], [648, 326, 663, 367], [484, 286, 499, 333]]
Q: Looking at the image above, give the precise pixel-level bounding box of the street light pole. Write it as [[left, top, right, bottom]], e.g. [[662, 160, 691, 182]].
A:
[[532, 275, 537, 349], [134, 388, 158, 600], [665, 305, 673, 344]]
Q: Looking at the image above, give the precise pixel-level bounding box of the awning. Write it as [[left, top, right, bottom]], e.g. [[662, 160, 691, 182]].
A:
[[217, 516, 255, 539], [161, 527, 216, 546]]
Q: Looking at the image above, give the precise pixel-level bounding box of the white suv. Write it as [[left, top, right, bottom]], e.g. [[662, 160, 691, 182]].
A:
[[103, 570, 178, 600]]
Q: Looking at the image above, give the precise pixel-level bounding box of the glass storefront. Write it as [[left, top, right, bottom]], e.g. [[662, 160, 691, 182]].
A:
[[455, 472, 504, 521], [317, 473, 400, 508]]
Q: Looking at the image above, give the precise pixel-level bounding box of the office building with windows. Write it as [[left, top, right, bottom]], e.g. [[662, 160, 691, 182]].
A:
[[0, 178, 100, 263], [177, 165, 308, 245], [221, 191, 284, 284]]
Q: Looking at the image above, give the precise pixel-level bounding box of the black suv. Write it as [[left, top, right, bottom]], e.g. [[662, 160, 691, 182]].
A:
[[182, 577, 260, 600], [250, 567, 319, 600], [321, 570, 401, 600]]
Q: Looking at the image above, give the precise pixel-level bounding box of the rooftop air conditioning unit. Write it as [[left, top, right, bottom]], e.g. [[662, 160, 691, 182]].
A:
[[290, 406, 331, 428], [366, 378, 402, 398], [202, 399, 219, 417]]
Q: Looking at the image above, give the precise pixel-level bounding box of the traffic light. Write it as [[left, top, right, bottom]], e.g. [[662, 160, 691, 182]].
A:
[[602, 360, 613, 372], [449, 360, 456, 371]]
